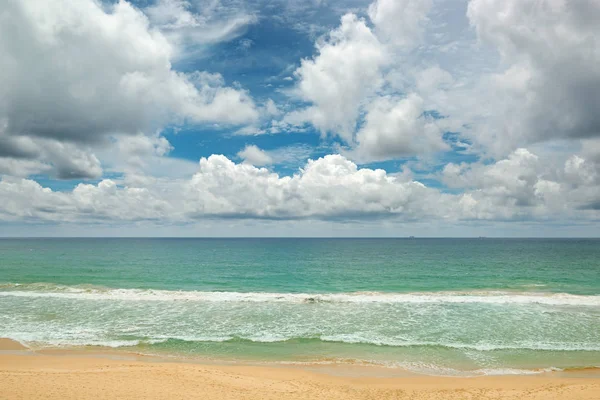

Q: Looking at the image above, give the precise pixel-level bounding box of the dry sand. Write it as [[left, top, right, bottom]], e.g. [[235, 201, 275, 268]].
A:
[[1, 339, 599, 400]]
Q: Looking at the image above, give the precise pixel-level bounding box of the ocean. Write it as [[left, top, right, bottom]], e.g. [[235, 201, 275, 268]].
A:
[[1, 238, 599, 375]]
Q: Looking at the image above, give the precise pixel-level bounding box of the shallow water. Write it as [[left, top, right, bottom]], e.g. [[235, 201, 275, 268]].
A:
[[1, 238, 599, 375]]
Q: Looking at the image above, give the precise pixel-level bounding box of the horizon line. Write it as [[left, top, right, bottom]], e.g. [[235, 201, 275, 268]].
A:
[[1, 236, 600, 239]]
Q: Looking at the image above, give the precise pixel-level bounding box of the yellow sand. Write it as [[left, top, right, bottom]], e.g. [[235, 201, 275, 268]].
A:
[[1, 339, 599, 399], [0, 338, 28, 351]]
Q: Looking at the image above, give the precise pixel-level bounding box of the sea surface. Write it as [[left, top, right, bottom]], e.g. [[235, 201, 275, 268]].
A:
[[1, 238, 599, 375]]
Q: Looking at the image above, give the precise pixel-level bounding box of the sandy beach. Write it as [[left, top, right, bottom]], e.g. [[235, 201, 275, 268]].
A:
[[1, 339, 598, 400]]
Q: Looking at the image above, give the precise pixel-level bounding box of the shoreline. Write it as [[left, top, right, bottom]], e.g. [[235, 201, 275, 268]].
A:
[[2, 339, 600, 399], [2, 338, 599, 378]]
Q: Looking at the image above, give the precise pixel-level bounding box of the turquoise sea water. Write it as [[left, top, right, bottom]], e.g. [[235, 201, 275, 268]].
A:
[[1, 238, 599, 375]]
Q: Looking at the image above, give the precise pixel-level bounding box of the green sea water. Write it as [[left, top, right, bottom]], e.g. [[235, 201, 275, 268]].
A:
[[1, 238, 599, 375]]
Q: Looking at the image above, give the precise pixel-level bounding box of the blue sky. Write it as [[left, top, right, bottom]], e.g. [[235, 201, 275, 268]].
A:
[[0, 0, 599, 236]]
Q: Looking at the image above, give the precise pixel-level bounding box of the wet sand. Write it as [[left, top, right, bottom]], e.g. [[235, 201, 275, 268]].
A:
[[1, 339, 599, 399]]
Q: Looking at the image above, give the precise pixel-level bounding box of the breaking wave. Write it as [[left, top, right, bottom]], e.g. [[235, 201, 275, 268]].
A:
[[1, 282, 599, 306]]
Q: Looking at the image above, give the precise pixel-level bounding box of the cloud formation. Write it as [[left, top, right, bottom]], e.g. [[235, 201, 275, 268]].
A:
[[0, 0, 258, 178], [238, 145, 273, 166], [286, 0, 447, 162], [458, 0, 600, 153], [1, 151, 599, 225], [368, 0, 432, 49], [286, 0, 600, 162], [145, 0, 258, 52], [289, 13, 388, 143], [352, 94, 448, 162], [0, 0, 599, 234]]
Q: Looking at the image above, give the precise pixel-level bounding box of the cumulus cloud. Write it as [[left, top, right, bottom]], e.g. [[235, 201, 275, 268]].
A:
[[443, 149, 544, 207], [352, 94, 448, 162], [287, 0, 600, 162], [1, 0, 599, 233], [2, 151, 599, 225], [237, 144, 313, 166], [184, 154, 443, 219], [0, 177, 176, 223], [442, 147, 600, 219], [368, 0, 433, 49], [0, 124, 102, 179], [288, 13, 388, 143], [43, 141, 103, 180], [0, 0, 259, 179], [99, 134, 199, 186], [561, 152, 600, 210], [238, 145, 273, 166], [0, 154, 442, 222], [464, 0, 600, 152], [0, 158, 49, 179], [285, 2, 449, 162], [415, 66, 455, 96]]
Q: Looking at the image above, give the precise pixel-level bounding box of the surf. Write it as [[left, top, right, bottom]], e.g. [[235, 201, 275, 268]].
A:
[[1, 282, 600, 306]]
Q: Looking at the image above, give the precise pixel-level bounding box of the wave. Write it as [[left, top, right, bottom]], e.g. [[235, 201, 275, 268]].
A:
[[270, 360, 571, 376], [8, 335, 584, 376], [6, 334, 599, 377], [1, 282, 599, 306], [12, 335, 600, 353], [278, 360, 567, 376]]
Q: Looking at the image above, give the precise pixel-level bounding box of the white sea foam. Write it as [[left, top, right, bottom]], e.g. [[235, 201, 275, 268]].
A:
[[20, 339, 144, 349], [1, 283, 599, 306], [475, 367, 561, 376], [274, 360, 564, 377], [382, 363, 556, 377], [0, 334, 573, 376], [5, 333, 599, 352], [319, 335, 600, 351]]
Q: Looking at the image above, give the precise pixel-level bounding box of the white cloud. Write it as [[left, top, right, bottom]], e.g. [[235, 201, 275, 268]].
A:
[[100, 134, 199, 185], [237, 144, 313, 166], [43, 141, 103, 180], [0, 0, 259, 179], [368, 0, 433, 49], [0, 154, 440, 222], [238, 145, 273, 166], [442, 147, 600, 218], [71, 179, 175, 221], [288, 13, 388, 143], [2, 0, 600, 233], [175, 154, 444, 220], [145, 0, 258, 57], [264, 99, 281, 117], [415, 66, 454, 95], [463, 0, 600, 153], [0, 158, 50, 178], [561, 152, 600, 210], [0, 124, 102, 179], [285, 0, 600, 163], [2, 151, 599, 225], [351, 94, 448, 162], [442, 148, 543, 207], [284, 3, 449, 162], [564, 155, 598, 187]]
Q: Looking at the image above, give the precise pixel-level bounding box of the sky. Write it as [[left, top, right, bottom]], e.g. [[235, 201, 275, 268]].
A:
[[1, 0, 600, 237]]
